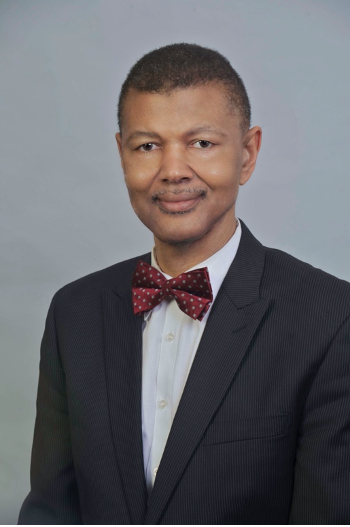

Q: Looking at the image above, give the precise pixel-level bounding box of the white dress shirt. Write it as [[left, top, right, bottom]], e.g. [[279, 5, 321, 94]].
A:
[[141, 218, 242, 493]]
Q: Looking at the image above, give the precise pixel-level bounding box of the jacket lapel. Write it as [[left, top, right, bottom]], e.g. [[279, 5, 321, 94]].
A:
[[145, 219, 272, 524], [102, 254, 151, 525]]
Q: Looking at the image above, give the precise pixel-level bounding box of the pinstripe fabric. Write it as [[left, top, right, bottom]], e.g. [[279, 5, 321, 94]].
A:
[[18, 219, 350, 524]]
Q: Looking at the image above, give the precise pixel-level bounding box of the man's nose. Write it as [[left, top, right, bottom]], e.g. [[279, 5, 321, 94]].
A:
[[158, 147, 194, 183]]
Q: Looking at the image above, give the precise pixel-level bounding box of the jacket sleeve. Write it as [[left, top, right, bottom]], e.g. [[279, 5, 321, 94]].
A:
[[18, 293, 82, 524], [289, 313, 350, 524]]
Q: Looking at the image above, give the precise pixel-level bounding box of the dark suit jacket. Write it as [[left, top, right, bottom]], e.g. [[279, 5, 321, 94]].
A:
[[19, 219, 350, 524]]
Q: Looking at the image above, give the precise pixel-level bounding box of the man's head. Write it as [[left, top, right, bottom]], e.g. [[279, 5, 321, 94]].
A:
[[117, 43, 251, 135], [116, 43, 261, 256]]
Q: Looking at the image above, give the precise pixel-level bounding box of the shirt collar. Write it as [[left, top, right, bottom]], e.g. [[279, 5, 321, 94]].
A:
[[145, 218, 242, 321]]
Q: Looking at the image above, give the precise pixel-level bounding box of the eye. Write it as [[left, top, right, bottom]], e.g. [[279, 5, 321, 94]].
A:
[[138, 143, 159, 152], [192, 140, 214, 149]]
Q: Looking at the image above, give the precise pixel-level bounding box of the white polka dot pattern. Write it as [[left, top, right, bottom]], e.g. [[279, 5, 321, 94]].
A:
[[132, 260, 213, 321]]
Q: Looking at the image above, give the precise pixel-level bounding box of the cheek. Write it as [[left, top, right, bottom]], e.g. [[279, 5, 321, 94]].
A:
[[124, 177, 153, 219], [203, 166, 239, 193], [198, 150, 241, 189], [124, 172, 152, 197], [123, 154, 158, 192]]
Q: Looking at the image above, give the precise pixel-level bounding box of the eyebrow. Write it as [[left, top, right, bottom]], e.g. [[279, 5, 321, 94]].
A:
[[125, 126, 228, 145]]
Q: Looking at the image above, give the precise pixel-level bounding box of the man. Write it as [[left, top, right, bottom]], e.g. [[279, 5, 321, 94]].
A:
[[19, 43, 350, 524]]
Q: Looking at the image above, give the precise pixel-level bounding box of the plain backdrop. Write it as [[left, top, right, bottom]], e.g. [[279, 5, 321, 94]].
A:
[[1, 0, 349, 523]]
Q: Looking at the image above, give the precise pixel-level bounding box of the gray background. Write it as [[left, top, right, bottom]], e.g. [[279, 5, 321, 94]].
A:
[[1, 0, 349, 523]]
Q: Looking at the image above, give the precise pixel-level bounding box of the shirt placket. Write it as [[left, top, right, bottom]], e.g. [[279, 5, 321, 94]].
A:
[[148, 299, 182, 486]]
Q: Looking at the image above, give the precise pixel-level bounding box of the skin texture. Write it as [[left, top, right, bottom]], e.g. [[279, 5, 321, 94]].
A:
[[116, 83, 262, 277]]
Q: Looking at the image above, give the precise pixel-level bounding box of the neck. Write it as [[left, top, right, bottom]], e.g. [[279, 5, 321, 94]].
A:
[[154, 216, 238, 277]]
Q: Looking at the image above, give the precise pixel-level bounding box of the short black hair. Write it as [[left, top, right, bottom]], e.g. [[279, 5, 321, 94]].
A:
[[117, 43, 251, 133]]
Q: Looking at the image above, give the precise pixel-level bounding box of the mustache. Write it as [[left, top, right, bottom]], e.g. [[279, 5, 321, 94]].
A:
[[151, 188, 207, 201]]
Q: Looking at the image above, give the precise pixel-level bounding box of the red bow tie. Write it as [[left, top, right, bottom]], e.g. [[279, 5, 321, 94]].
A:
[[132, 260, 213, 321]]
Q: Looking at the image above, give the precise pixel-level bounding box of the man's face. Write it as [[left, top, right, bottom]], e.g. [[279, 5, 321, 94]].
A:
[[116, 83, 260, 246]]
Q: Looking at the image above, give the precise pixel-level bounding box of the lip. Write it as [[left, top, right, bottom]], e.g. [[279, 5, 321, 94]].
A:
[[156, 195, 203, 213]]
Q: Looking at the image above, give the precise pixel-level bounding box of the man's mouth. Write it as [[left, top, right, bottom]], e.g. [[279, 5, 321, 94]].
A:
[[157, 194, 203, 213]]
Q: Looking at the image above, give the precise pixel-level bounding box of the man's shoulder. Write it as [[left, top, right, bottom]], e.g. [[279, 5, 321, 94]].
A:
[[54, 252, 150, 304], [263, 244, 350, 313]]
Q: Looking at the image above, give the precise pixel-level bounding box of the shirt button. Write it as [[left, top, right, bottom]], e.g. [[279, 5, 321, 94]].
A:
[[153, 467, 158, 476], [158, 399, 168, 409], [166, 332, 175, 341]]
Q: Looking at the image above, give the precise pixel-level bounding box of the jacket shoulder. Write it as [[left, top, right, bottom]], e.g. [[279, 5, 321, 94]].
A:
[[54, 253, 150, 303], [263, 245, 350, 315]]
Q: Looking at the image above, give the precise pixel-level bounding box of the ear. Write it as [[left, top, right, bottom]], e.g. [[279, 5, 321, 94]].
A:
[[115, 132, 125, 173], [239, 126, 262, 185]]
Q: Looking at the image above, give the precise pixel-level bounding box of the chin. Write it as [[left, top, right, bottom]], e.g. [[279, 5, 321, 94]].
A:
[[154, 226, 208, 246]]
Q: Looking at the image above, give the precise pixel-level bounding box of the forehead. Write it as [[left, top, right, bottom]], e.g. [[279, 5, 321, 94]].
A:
[[121, 83, 239, 137]]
